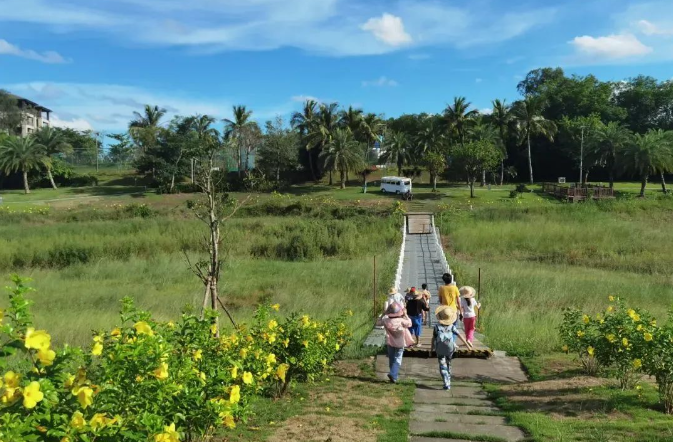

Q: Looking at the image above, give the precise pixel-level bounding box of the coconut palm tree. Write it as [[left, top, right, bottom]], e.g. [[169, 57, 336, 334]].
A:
[[129, 104, 167, 153], [223, 105, 257, 173], [619, 129, 673, 196], [468, 118, 499, 186], [511, 97, 557, 184], [381, 131, 410, 177], [291, 99, 320, 182], [320, 129, 364, 189], [0, 136, 49, 194], [32, 126, 73, 189], [491, 99, 512, 185], [590, 122, 633, 189], [339, 106, 364, 135], [444, 96, 478, 146], [316, 103, 341, 184]]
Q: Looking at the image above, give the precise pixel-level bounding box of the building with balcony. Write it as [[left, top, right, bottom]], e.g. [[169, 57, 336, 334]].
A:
[[11, 94, 52, 137]]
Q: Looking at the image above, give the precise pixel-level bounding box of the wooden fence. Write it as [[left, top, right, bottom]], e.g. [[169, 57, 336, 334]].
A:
[[542, 183, 614, 202]]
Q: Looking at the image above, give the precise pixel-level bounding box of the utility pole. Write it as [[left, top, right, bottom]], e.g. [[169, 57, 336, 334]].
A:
[[579, 126, 586, 185]]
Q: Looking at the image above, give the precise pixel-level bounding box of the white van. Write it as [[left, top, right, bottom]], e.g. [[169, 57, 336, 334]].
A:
[[380, 176, 412, 194]]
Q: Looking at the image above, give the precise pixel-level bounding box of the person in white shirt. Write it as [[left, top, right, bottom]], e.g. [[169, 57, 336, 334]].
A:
[[383, 287, 406, 314], [459, 286, 481, 343]]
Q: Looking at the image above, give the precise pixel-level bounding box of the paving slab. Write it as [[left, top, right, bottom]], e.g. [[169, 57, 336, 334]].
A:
[[411, 438, 474, 442], [415, 390, 494, 407], [411, 412, 507, 425], [413, 403, 502, 415], [415, 384, 487, 397], [410, 421, 526, 442]]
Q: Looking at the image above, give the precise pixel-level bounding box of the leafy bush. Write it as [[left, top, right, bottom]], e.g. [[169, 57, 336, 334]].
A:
[[514, 184, 530, 193], [560, 296, 661, 391], [0, 276, 350, 441], [121, 203, 155, 219]]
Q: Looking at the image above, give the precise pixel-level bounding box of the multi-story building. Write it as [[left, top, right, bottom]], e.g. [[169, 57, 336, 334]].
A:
[[11, 94, 52, 137]]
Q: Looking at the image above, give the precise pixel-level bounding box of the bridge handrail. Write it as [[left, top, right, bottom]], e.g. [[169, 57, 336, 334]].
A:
[[431, 215, 451, 275], [393, 216, 407, 291]]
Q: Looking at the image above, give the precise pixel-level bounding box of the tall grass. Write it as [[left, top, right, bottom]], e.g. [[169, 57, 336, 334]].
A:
[[442, 201, 673, 355]]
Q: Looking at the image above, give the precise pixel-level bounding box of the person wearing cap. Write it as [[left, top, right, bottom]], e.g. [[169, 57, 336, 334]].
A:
[[383, 287, 406, 314], [432, 305, 469, 390], [405, 287, 429, 346], [404, 287, 415, 303], [459, 286, 481, 344], [376, 302, 412, 383], [438, 273, 463, 324]]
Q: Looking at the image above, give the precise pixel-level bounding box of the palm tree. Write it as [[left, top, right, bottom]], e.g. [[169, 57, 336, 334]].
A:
[[129, 104, 167, 153], [590, 122, 633, 189], [320, 129, 364, 189], [32, 127, 72, 189], [444, 96, 478, 146], [511, 97, 557, 184], [316, 103, 341, 184], [381, 131, 410, 176], [223, 105, 256, 173], [339, 106, 364, 135], [291, 99, 320, 182], [186, 114, 219, 140], [491, 99, 511, 185], [619, 130, 673, 196], [0, 136, 49, 194]]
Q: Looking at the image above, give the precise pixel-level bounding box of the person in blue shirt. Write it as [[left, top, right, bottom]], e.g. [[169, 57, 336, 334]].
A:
[[431, 306, 469, 390]]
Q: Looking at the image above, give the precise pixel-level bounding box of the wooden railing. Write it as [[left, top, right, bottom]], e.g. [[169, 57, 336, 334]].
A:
[[542, 183, 614, 201]]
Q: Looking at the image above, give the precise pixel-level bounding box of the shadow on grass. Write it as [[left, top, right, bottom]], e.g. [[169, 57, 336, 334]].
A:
[[68, 186, 150, 197]]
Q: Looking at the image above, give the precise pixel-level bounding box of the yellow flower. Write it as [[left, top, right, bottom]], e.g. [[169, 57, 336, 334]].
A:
[[154, 362, 169, 380], [637, 324, 643, 331], [587, 346, 594, 356], [271, 304, 280, 311], [4, 371, 20, 389], [347, 310, 354, 317], [73, 386, 94, 409], [210, 323, 218, 335], [302, 340, 309, 348], [582, 315, 590, 324], [230, 366, 238, 379], [239, 348, 248, 358], [110, 328, 121, 338], [301, 315, 310, 327], [154, 423, 180, 442], [167, 321, 176, 328], [133, 321, 154, 336], [651, 319, 657, 327], [267, 333, 276, 344], [243, 371, 253, 385], [562, 344, 569, 353], [622, 337, 629, 347], [606, 334, 616, 343], [64, 373, 76, 389], [70, 411, 86, 430], [266, 353, 276, 365], [576, 330, 585, 338], [317, 333, 325, 343], [644, 332, 653, 342], [335, 343, 340, 351], [283, 338, 290, 348], [229, 385, 241, 404], [633, 359, 642, 369], [198, 371, 206, 382], [606, 306, 614, 313], [37, 348, 56, 366], [276, 364, 289, 382], [92, 342, 103, 356], [90, 413, 110, 430], [193, 349, 203, 361], [268, 319, 278, 330], [22, 381, 44, 409], [25, 328, 51, 350], [608, 295, 615, 302]]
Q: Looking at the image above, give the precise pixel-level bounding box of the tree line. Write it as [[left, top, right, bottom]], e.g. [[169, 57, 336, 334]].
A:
[[2, 67, 673, 196]]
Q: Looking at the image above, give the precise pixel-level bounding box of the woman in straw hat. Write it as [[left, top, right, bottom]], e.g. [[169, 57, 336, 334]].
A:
[[383, 287, 405, 314], [432, 305, 470, 390], [376, 302, 413, 383], [459, 286, 481, 344]]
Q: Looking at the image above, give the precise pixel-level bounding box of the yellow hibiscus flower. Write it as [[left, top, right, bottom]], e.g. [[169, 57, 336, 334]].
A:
[[24, 328, 51, 350], [73, 386, 94, 409], [268, 319, 278, 330], [266, 353, 276, 365], [154, 423, 180, 442], [276, 364, 289, 382], [133, 321, 154, 336], [644, 332, 653, 342], [70, 411, 86, 430], [587, 346, 594, 356], [22, 381, 44, 409], [271, 304, 280, 311], [37, 348, 56, 366], [230, 366, 238, 380], [154, 362, 169, 381], [242, 371, 253, 385], [229, 385, 241, 404]]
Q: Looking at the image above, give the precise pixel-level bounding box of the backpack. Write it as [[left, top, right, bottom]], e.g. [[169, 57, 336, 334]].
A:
[[434, 324, 455, 357]]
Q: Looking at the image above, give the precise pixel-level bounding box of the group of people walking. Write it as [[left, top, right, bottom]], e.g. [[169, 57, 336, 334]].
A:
[[377, 273, 482, 389]]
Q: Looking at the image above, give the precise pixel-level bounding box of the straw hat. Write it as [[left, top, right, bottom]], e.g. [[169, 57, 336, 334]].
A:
[[385, 302, 404, 318], [435, 305, 457, 326], [388, 287, 398, 295], [459, 286, 476, 299]]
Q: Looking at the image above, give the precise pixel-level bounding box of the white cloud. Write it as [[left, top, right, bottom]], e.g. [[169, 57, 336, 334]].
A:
[[361, 13, 412, 46], [637, 19, 673, 36], [362, 76, 398, 87], [479, 108, 493, 115], [570, 33, 652, 59], [0, 39, 69, 63], [50, 114, 93, 131], [0, 0, 552, 56]]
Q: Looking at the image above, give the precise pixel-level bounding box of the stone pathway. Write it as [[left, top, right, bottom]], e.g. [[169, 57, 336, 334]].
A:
[[376, 357, 528, 442]]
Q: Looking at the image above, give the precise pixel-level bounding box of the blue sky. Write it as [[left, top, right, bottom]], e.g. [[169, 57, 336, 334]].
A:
[[1, 0, 672, 133]]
